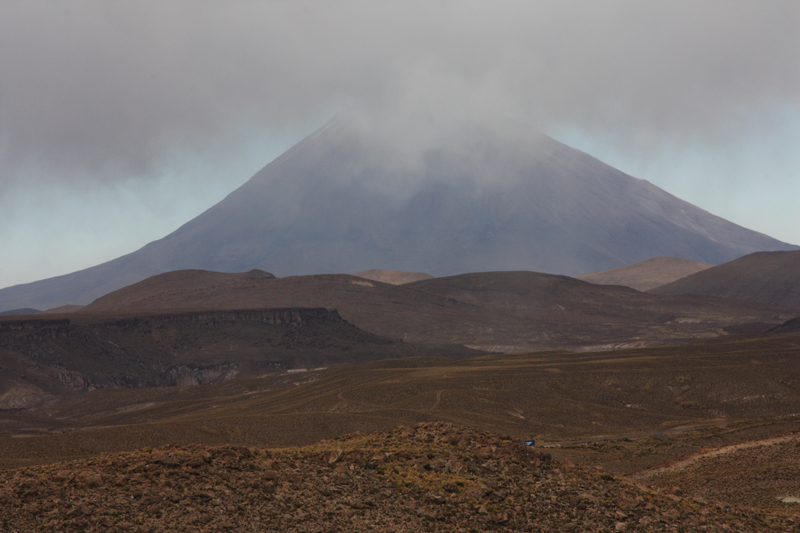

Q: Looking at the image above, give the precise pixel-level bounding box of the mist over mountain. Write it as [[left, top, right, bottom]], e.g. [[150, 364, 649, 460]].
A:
[[0, 112, 795, 312]]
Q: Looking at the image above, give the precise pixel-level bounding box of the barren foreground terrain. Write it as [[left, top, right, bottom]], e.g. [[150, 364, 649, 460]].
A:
[[1, 333, 799, 529], [1, 423, 797, 532], [2, 281, 799, 531]]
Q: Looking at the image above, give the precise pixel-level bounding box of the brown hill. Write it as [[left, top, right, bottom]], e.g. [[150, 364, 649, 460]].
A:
[[0, 308, 40, 316], [82, 269, 799, 353], [5, 423, 795, 532], [9, 268, 788, 437], [577, 256, 713, 291], [80, 270, 499, 348], [354, 269, 434, 285], [403, 270, 798, 349], [650, 250, 800, 309]]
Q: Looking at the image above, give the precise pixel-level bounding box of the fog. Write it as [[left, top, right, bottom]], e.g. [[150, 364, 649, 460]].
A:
[[1, 1, 798, 288]]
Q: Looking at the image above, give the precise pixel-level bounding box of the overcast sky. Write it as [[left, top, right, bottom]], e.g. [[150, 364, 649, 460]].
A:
[[1, 1, 798, 289]]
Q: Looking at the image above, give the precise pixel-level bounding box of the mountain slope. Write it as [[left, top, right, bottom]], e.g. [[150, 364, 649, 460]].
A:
[[1, 113, 795, 311], [577, 256, 714, 291], [650, 250, 800, 309]]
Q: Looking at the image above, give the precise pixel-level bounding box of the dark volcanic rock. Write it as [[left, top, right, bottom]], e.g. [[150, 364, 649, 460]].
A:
[[0, 307, 474, 409]]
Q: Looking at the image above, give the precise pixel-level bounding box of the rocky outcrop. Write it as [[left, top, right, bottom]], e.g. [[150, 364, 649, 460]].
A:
[[51, 365, 96, 391], [0, 382, 56, 410], [165, 363, 239, 386], [0, 318, 71, 338]]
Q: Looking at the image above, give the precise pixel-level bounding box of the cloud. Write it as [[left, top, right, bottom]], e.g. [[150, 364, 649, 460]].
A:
[[0, 1, 798, 287], [1, 1, 796, 185]]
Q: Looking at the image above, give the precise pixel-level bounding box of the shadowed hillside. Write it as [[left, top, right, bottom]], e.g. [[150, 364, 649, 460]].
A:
[[770, 316, 800, 334], [651, 250, 800, 309]]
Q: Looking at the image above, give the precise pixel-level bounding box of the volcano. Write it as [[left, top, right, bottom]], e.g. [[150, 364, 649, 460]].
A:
[[0, 113, 795, 311]]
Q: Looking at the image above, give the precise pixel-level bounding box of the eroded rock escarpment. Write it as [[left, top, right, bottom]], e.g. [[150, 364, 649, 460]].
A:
[[0, 307, 443, 410]]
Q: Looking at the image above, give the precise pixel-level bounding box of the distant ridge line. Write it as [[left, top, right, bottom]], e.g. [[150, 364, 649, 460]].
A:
[[578, 257, 714, 291]]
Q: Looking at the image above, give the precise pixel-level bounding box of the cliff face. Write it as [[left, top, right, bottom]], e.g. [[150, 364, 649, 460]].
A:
[[0, 307, 446, 410]]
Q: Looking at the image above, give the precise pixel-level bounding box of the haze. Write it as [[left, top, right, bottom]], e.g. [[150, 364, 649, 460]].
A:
[[1, 1, 798, 289]]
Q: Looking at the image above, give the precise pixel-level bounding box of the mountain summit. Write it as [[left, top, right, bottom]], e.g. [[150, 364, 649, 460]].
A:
[[1, 112, 795, 311]]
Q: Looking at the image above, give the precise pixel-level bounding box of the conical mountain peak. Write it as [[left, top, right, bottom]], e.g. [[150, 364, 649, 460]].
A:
[[0, 113, 796, 311]]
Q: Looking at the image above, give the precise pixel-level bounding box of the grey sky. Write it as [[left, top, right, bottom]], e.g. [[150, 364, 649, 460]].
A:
[[1, 1, 798, 289]]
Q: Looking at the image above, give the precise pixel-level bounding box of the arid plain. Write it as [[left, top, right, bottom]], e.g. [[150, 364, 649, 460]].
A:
[[1, 252, 799, 531]]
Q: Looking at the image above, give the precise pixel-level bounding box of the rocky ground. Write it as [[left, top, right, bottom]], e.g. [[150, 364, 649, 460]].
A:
[[1, 423, 797, 532], [636, 431, 800, 515]]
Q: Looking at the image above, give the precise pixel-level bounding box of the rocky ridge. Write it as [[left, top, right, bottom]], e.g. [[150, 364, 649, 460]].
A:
[[0, 423, 796, 532]]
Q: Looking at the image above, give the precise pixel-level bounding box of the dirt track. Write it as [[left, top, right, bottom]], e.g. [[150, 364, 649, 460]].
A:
[[638, 430, 800, 478], [539, 419, 728, 448]]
